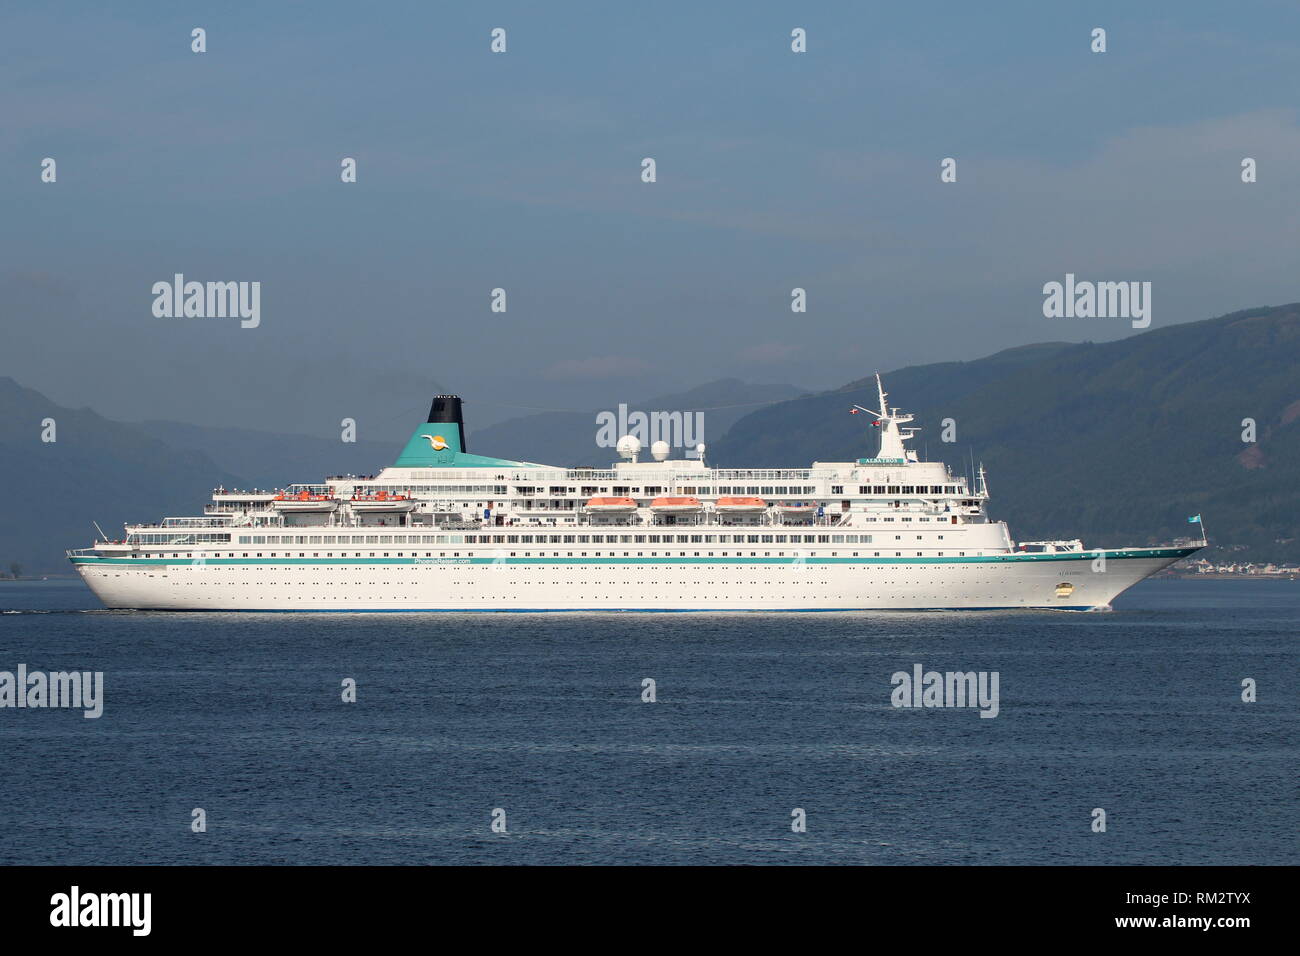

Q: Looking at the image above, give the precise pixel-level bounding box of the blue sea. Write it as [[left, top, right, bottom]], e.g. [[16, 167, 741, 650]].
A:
[[0, 578, 1295, 865]]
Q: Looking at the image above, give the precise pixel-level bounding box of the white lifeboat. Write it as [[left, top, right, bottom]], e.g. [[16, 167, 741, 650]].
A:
[[776, 502, 817, 515], [585, 496, 637, 513], [650, 496, 702, 514], [350, 492, 417, 513], [271, 493, 338, 513], [715, 496, 766, 513]]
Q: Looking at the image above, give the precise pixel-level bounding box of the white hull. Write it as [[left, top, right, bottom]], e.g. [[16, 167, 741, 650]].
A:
[[73, 548, 1193, 611]]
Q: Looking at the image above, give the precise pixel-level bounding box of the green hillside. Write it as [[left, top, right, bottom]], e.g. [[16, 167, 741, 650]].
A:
[[710, 305, 1300, 562]]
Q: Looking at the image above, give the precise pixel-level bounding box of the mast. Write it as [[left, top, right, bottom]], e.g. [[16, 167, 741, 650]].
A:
[[851, 373, 918, 461]]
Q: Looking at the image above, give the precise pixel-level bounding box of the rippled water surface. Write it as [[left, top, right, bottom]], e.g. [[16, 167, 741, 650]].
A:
[[1, 578, 1295, 864]]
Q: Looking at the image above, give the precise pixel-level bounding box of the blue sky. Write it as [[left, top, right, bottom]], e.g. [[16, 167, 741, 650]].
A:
[[3, 1, 1298, 438]]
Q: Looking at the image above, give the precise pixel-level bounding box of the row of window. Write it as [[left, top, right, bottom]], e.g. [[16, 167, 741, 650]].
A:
[[249, 481, 970, 500], [846, 486, 963, 495], [230, 517, 974, 547], [525, 485, 965, 497], [525, 485, 826, 496], [354, 485, 504, 495], [231, 533, 888, 545], [127, 549, 977, 560]]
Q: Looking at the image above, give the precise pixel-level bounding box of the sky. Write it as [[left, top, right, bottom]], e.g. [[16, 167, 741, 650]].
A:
[[3, 1, 1299, 440]]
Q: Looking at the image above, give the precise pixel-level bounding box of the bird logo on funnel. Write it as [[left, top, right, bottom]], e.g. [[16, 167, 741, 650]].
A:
[[423, 434, 449, 451]]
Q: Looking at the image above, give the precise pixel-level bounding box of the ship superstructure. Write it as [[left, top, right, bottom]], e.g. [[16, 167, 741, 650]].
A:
[[69, 379, 1201, 610]]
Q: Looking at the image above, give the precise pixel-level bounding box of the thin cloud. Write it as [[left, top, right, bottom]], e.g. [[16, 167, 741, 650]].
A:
[[542, 355, 652, 381]]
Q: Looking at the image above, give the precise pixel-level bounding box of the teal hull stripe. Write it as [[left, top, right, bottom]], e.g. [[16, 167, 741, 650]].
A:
[[69, 548, 1196, 568], [77, 606, 1101, 613]]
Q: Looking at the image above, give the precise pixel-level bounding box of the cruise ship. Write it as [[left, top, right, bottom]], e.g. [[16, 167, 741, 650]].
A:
[[68, 378, 1202, 611]]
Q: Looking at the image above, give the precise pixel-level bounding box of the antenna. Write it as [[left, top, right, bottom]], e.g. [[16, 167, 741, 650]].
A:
[[92, 520, 109, 543], [855, 374, 915, 461]]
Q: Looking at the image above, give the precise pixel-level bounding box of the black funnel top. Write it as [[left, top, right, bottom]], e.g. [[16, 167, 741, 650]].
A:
[[427, 395, 466, 451]]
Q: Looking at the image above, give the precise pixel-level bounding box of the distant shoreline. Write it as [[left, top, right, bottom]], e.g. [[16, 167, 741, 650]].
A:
[[1161, 571, 1299, 581]]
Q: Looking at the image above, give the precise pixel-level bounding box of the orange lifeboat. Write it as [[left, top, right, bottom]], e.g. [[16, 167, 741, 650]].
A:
[[350, 491, 416, 513], [649, 496, 702, 514], [715, 496, 766, 513], [585, 496, 637, 513], [271, 491, 338, 512]]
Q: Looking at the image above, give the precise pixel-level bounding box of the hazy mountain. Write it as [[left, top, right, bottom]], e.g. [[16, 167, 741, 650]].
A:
[[135, 420, 399, 489], [469, 378, 808, 467], [0, 375, 801, 574], [0, 377, 244, 575], [5, 304, 1297, 575], [710, 305, 1300, 561]]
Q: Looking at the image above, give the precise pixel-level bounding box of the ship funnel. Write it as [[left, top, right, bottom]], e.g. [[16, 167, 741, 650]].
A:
[[391, 391, 533, 469], [393, 393, 469, 466], [427, 394, 466, 452]]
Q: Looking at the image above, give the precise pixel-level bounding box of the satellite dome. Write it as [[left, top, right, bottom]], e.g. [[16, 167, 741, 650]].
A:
[[616, 434, 642, 460], [651, 440, 670, 461]]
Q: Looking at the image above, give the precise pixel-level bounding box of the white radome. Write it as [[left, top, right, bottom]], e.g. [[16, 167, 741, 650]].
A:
[[616, 434, 641, 460]]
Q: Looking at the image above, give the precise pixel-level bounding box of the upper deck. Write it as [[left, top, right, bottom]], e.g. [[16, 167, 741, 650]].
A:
[[87, 376, 1005, 553]]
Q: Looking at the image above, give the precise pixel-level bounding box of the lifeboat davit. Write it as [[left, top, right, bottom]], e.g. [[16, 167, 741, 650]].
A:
[[585, 496, 637, 513], [350, 491, 417, 513], [715, 496, 766, 513], [271, 492, 338, 513], [650, 496, 702, 514]]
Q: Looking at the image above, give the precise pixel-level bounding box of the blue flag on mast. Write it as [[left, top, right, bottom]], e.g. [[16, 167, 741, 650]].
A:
[[1188, 514, 1202, 524]]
